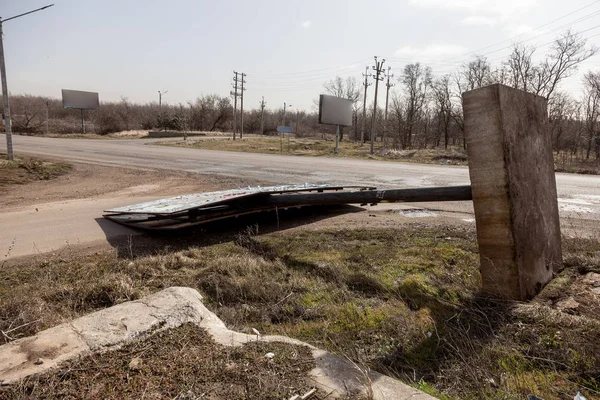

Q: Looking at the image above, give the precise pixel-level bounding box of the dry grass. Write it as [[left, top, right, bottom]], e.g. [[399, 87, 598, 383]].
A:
[[554, 152, 600, 175], [0, 154, 71, 187], [160, 135, 469, 165], [0, 323, 317, 400], [1, 214, 599, 399]]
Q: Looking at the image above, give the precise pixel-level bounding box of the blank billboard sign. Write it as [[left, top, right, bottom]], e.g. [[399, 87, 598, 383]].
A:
[[62, 89, 100, 109], [319, 94, 352, 126]]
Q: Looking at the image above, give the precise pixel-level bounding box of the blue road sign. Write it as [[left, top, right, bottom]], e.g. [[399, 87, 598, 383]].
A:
[[277, 126, 293, 133]]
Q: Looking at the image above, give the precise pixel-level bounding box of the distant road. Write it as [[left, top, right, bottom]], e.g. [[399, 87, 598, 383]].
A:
[[3, 134, 600, 194], [0, 135, 600, 234], [1, 134, 472, 188]]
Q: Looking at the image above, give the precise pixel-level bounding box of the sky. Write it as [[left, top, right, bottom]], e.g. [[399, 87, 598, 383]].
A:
[[3, 0, 600, 112]]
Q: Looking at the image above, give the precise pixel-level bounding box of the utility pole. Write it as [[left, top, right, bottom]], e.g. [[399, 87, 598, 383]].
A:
[[283, 102, 292, 126], [383, 66, 394, 148], [158, 90, 168, 108], [360, 66, 371, 146], [0, 4, 54, 161], [240, 72, 246, 139], [260, 97, 266, 135], [230, 71, 240, 140], [370, 56, 385, 155], [45, 101, 49, 135]]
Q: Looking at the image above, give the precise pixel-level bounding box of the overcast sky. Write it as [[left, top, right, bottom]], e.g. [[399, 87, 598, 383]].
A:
[[3, 0, 600, 111]]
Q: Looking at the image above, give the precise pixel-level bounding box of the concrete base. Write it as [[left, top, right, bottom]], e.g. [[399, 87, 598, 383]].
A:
[[463, 84, 562, 300], [0, 287, 434, 399]]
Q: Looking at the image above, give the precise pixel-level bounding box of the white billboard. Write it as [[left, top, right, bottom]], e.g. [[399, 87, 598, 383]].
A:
[[62, 89, 99, 109], [318, 94, 352, 126]]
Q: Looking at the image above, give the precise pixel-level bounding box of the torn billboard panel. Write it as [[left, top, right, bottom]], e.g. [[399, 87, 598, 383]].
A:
[[103, 184, 471, 231]]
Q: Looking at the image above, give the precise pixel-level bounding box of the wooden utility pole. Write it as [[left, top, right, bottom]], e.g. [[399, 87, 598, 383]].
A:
[[260, 97, 266, 135], [240, 72, 246, 139], [370, 56, 385, 155], [230, 71, 240, 140], [383, 66, 394, 148], [360, 66, 370, 146]]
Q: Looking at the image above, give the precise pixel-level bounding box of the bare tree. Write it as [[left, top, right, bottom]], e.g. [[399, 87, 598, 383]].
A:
[[390, 92, 404, 149], [548, 92, 578, 151], [324, 76, 362, 103], [118, 96, 132, 131], [432, 75, 453, 149], [456, 55, 494, 93], [504, 44, 536, 92], [505, 30, 597, 100], [11, 95, 47, 133], [323, 76, 362, 141], [400, 63, 432, 149], [583, 71, 600, 159], [188, 94, 233, 132]]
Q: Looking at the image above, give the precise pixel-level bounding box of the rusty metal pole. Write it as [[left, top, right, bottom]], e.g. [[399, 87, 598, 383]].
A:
[[0, 21, 13, 160], [0, 5, 54, 159]]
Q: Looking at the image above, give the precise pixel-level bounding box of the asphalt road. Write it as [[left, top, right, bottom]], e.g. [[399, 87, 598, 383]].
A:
[[3, 134, 600, 199], [1, 134, 599, 258], [2, 135, 472, 188]]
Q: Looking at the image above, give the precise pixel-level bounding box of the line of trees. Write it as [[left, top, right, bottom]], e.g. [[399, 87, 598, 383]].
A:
[[325, 30, 600, 160], [3, 29, 600, 159], [1, 93, 326, 137]]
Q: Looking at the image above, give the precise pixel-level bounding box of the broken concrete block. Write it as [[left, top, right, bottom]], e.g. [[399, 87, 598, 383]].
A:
[[463, 84, 562, 300]]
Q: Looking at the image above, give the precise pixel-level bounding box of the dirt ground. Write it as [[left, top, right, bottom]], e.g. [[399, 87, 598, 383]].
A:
[[0, 324, 320, 400], [0, 160, 259, 211]]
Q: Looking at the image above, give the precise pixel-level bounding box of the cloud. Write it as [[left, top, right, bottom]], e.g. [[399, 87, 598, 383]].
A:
[[461, 15, 497, 26], [410, 0, 537, 18], [301, 20, 312, 28], [394, 44, 468, 59], [505, 24, 545, 37]]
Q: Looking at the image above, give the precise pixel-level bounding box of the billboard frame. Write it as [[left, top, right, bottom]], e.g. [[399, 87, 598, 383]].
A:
[[61, 89, 99, 134], [318, 94, 353, 154]]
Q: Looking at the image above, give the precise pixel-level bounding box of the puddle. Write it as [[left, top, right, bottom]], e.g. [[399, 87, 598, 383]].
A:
[[398, 209, 438, 218], [559, 204, 595, 213], [558, 198, 593, 205], [116, 184, 161, 195]]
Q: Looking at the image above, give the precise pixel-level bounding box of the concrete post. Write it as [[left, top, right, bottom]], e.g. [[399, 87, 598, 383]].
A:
[[463, 84, 562, 300]]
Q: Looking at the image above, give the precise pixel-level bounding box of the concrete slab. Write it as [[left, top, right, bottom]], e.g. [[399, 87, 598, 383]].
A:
[[0, 323, 89, 384], [463, 84, 562, 300], [0, 287, 435, 399]]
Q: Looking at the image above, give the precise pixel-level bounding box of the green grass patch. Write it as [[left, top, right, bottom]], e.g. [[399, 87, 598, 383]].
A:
[[158, 135, 469, 165], [1, 225, 599, 399]]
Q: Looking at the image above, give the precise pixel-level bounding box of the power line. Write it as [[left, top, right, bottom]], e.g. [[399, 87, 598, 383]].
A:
[[384, 4, 600, 76], [484, 24, 600, 65], [475, 15, 600, 60], [446, 0, 600, 61], [246, 58, 372, 78]]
